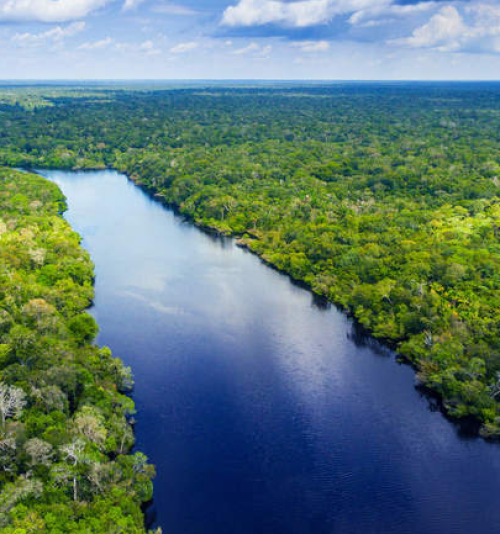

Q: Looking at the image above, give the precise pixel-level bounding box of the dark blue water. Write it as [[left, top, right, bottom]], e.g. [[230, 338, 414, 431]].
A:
[[40, 169, 500, 534]]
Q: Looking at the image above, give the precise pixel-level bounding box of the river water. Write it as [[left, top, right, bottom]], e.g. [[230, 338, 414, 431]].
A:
[[40, 169, 500, 534]]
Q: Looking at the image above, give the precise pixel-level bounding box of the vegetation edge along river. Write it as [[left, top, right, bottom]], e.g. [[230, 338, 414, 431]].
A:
[[0, 167, 157, 533], [1, 84, 500, 440]]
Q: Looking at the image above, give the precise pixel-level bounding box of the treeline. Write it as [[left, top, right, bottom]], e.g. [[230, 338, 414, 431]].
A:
[[0, 168, 157, 533], [1, 84, 500, 438]]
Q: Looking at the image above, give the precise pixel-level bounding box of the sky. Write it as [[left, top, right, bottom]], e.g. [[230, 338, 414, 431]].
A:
[[1, 0, 500, 80]]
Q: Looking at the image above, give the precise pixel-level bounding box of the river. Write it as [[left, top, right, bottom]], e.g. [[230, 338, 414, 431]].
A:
[[40, 169, 500, 534]]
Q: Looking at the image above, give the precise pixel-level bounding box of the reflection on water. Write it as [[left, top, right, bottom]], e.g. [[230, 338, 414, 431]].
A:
[[41, 169, 500, 534]]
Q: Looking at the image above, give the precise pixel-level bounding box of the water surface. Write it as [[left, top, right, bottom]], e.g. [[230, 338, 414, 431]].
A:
[[40, 169, 500, 534]]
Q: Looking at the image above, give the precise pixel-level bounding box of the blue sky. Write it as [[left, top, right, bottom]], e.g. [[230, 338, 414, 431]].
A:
[[1, 0, 500, 79]]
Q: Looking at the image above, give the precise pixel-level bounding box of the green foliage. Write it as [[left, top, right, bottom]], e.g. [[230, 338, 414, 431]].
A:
[[68, 314, 98, 346], [1, 84, 500, 443], [0, 169, 155, 532]]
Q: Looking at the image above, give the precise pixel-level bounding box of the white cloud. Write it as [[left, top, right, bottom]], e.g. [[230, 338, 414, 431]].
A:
[[0, 0, 113, 22], [391, 4, 500, 54], [12, 21, 86, 43], [169, 41, 198, 53], [396, 6, 465, 50], [220, 0, 500, 57], [122, 0, 145, 11], [79, 36, 113, 49], [349, 1, 437, 27], [292, 40, 330, 52], [222, 0, 393, 28]]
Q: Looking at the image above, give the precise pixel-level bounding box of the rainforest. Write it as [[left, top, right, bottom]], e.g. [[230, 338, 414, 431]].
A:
[[0, 167, 156, 532], [1, 82, 500, 532]]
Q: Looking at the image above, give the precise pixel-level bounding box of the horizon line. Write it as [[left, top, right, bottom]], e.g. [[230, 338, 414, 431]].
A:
[[1, 78, 500, 84]]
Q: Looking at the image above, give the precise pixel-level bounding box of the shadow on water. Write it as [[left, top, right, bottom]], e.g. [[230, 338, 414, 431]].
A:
[[347, 322, 393, 358], [144, 502, 157, 530], [348, 321, 488, 440]]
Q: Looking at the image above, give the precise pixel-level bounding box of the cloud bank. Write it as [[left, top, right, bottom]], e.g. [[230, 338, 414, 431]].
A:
[[222, 1, 500, 55], [222, 0, 399, 28]]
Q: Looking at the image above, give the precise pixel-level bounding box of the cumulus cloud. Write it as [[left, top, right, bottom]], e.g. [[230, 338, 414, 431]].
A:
[[292, 40, 330, 52], [221, 0, 498, 56], [0, 0, 113, 22], [222, 0, 394, 28], [391, 4, 500, 54], [12, 21, 86, 43], [169, 41, 199, 53], [397, 5, 465, 50]]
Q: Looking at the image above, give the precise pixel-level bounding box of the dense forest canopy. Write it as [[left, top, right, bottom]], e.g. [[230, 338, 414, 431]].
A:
[[0, 168, 156, 532], [1, 82, 500, 442]]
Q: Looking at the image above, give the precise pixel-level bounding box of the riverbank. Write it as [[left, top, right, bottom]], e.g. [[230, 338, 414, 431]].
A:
[[0, 168, 155, 532]]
